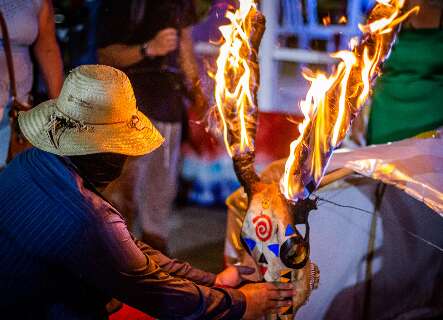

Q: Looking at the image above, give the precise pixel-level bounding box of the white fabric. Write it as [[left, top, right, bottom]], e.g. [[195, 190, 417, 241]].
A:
[[0, 0, 42, 165], [329, 132, 443, 215]]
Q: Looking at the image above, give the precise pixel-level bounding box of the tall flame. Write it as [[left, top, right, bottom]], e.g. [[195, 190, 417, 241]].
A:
[[214, 0, 259, 157], [281, 0, 419, 200]]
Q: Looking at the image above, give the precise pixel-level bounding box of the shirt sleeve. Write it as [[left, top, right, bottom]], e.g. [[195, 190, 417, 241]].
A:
[[133, 237, 217, 287], [62, 208, 246, 320]]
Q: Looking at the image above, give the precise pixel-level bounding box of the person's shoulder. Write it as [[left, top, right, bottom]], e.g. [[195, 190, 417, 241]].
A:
[[5, 148, 60, 179]]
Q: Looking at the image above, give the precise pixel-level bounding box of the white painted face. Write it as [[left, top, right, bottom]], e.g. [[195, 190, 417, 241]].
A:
[[240, 182, 319, 317], [240, 183, 302, 280]]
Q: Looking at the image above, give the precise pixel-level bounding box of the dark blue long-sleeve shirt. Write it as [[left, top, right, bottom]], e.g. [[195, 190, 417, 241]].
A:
[[0, 148, 245, 319]]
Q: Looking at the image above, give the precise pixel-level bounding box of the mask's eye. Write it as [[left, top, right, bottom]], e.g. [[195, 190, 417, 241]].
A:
[[280, 236, 310, 269], [280, 222, 310, 269]]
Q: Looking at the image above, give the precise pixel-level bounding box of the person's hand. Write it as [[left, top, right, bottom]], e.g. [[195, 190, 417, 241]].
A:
[[146, 28, 178, 57], [239, 282, 296, 319], [214, 265, 255, 288]]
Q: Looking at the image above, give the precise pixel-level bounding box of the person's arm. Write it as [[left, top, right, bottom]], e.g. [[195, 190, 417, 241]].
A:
[[64, 210, 246, 319], [133, 237, 217, 286], [406, 0, 442, 29], [179, 27, 200, 88], [179, 27, 209, 118], [98, 28, 178, 68], [33, 0, 63, 99], [134, 237, 255, 288], [97, 44, 145, 68], [62, 205, 296, 319]]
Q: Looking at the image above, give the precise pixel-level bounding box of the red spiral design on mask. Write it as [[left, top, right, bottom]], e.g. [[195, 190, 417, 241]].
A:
[[253, 215, 273, 242]]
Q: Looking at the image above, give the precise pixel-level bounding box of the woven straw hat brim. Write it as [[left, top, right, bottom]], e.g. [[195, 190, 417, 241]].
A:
[[18, 99, 164, 156]]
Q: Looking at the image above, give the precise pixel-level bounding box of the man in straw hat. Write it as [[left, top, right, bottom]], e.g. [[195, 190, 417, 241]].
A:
[[0, 65, 296, 319]]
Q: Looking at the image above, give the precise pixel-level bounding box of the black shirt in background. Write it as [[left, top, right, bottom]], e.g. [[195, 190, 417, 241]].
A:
[[97, 0, 197, 122]]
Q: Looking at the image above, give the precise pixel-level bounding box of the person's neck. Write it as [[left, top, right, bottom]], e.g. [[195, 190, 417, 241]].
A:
[[61, 156, 110, 197]]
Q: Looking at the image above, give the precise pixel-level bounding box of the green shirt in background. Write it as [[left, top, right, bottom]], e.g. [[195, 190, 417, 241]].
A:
[[367, 28, 443, 144]]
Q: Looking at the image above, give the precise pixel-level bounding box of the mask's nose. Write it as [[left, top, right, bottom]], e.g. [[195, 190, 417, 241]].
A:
[[280, 235, 310, 269]]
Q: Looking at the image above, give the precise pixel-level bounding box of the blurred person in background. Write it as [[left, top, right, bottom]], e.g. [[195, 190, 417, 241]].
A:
[[0, 0, 63, 167], [97, 0, 209, 253], [366, 0, 443, 144], [52, 0, 102, 68]]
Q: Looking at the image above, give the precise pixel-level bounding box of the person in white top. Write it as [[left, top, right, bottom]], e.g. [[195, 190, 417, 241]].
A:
[[0, 0, 63, 166]]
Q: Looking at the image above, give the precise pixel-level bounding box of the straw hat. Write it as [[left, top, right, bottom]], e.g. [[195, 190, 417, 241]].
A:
[[18, 65, 164, 156]]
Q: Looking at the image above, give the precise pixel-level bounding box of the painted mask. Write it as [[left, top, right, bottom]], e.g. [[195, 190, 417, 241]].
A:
[[239, 182, 319, 318]]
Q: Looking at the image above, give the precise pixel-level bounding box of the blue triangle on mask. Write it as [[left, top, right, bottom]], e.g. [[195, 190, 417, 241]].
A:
[[268, 244, 279, 257], [285, 224, 296, 237], [243, 238, 256, 252]]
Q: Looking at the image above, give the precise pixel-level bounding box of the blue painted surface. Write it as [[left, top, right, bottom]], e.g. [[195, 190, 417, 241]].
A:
[[243, 237, 256, 252], [268, 244, 280, 257], [285, 224, 296, 237]]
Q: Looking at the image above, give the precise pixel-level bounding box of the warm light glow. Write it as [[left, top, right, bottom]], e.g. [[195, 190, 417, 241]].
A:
[[281, 0, 419, 200], [322, 16, 331, 26], [214, 0, 258, 157], [338, 16, 348, 24]]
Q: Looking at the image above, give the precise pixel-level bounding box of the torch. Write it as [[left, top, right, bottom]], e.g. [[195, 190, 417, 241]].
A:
[[214, 0, 419, 319], [281, 0, 420, 202]]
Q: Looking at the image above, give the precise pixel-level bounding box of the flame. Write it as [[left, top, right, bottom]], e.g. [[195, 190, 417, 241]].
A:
[[281, 0, 419, 200], [214, 0, 258, 157]]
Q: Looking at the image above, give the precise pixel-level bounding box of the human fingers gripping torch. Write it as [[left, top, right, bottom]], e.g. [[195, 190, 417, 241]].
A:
[[215, 0, 418, 319]]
